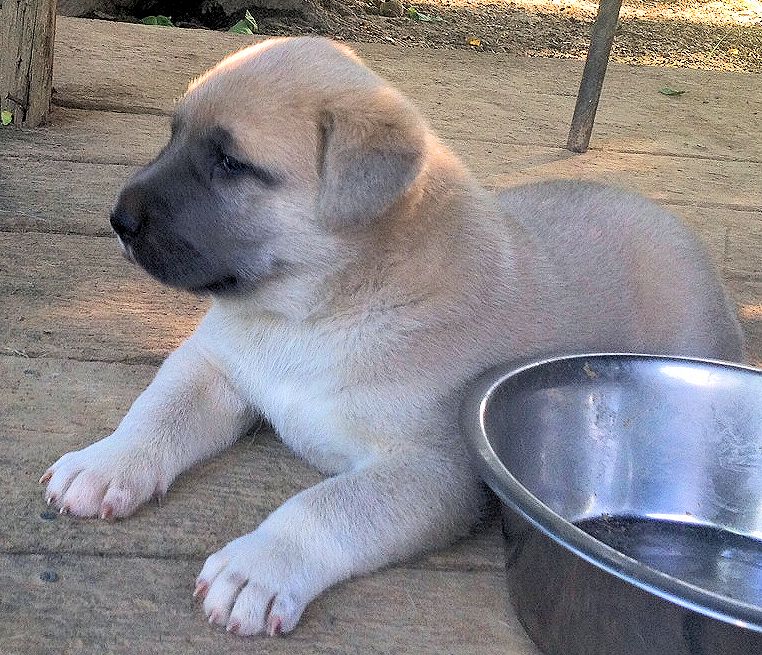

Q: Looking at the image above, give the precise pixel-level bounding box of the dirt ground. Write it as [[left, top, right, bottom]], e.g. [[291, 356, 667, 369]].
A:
[[305, 0, 762, 72], [87, 0, 762, 72]]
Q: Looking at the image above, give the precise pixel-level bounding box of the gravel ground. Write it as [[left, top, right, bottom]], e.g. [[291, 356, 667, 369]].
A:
[[90, 0, 762, 72], [301, 0, 762, 72]]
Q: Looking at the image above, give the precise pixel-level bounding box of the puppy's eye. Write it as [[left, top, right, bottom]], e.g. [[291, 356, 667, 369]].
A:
[[220, 154, 247, 175], [217, 153, 279, 186]]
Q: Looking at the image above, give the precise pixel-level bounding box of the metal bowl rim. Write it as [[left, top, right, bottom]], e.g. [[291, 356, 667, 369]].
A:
[[461, 352, 762, 633]]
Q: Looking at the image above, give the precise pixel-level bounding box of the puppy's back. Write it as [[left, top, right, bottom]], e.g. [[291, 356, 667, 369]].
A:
[[496, 180, 744, 362]]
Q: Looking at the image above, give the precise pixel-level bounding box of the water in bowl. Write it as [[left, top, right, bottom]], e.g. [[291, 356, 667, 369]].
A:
[[575, 515, 762, 608]]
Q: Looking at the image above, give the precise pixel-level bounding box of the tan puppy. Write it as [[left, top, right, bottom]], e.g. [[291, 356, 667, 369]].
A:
[[41, 37, 744, 637]]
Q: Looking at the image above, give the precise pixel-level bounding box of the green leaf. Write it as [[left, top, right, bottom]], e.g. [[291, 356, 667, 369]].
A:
[[1, 110, 12, 126], [141, 15, 174, 27], [659, 86, 686, 96], [406, 6, 442, 21], [229, 20, 253, 34], [229, 9, 258, 34]]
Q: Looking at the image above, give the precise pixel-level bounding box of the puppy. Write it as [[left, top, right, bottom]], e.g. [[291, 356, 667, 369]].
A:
[[41, 37, 744, 636]]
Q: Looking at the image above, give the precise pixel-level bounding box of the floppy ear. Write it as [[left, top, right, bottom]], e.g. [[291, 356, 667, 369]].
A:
[[317, 89, 427, 229]]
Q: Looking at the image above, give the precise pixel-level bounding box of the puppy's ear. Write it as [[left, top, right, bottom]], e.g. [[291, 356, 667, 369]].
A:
[[317, 88, 427, 229]]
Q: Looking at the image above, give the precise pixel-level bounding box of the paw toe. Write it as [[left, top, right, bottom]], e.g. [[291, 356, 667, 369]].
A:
[[60, 470, 109, 517], [227, 582, 272, 636], [268, 592, 303, 635], [266, 615, 282, 637], [42, 437, 170, 520], [100, 485, 139, 519], [203, 568, 248, 627], [45, 466, 81, 509]]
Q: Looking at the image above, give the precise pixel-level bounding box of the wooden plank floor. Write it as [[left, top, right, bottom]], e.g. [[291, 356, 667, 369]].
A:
[[2, 16, 761, 655]]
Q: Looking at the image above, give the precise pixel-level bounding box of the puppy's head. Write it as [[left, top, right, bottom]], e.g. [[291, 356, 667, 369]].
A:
[[110, 37, 429, 296]]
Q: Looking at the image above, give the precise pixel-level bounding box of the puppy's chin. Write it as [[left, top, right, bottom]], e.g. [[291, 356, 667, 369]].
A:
[[187, 275, 240, 296], [123, 245, 228, 295], [128, 241, 278, 298], [143, 265, 245, 297], [139, 261, 244, 297]]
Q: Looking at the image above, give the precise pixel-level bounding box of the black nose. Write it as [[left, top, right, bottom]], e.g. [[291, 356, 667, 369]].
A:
[[109, 206, 142, 241]]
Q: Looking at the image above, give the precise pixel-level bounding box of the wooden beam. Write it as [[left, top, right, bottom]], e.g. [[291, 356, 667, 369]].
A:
[[0, 0, 58, 127], [567, 0, 623, 153]]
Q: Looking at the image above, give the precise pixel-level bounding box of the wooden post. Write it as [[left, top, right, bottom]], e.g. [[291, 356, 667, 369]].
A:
[[566, 0, 623, 153], [0, 0, 59, 127]]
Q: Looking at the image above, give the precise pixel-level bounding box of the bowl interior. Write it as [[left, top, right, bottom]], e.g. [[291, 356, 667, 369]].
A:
[[482, 355, 762, 610]]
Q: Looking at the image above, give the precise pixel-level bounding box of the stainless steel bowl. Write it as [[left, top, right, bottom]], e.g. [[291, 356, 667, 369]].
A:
[[461, 354, 762, 655]]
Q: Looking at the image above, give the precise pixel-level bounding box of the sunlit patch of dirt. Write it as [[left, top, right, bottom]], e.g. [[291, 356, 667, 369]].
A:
[[84, 0, 762, 71]]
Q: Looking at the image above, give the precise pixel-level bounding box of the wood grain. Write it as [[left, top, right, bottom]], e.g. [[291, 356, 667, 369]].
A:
[[0, 0, 58, 126], [1, 231, 205, 363], [49, 18, 762, 161], [0, 553, 538, 655]]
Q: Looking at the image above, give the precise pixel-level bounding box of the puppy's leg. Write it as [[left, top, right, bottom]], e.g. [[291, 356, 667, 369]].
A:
[[198, 448, 484, 636], [42, 339, 253, 518]]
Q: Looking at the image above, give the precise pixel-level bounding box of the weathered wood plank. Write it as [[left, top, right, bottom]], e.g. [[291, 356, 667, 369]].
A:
[[1, 232, 759, 364], [48, 18, 762, 161], [0, 553, 538, 655], [3, 112, 761, 215], [2, 107, 167, 166], [722, 211, 762, 279], [0, 355, 504, 569], [0, 0, 58, 126], [0, 157, 130, 235], [1, 232, 205, 363], [478, 148, 761, 212]]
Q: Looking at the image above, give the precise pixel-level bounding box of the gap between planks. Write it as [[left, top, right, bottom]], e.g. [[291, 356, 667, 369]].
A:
[[0, 546, 502, 573], [0, 349, 164, 367]]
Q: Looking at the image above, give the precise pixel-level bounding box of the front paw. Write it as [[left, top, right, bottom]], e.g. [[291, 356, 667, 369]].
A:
[[195, 532, 310, 637], [40, 436, 169, 519]]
